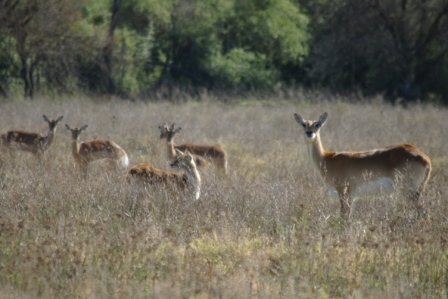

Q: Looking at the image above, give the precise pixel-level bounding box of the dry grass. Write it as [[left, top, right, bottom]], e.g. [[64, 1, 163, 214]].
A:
[[0, 94, 447, 298]]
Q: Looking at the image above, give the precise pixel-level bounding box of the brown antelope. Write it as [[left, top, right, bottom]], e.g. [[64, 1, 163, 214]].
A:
[[159, 122, 228, 174], [294, 112, 431, 220], [1, 115, 63, 156], [128, 150, 201, 200], [65, 124, 129, 175], [158, 122, 208, 170]]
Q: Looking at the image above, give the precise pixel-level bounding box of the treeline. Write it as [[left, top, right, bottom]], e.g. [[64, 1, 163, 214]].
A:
[[1, 0, 448, 104]]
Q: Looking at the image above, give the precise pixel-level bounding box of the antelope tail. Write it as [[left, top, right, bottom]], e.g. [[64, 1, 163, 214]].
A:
[[119, 151, 129, 168]]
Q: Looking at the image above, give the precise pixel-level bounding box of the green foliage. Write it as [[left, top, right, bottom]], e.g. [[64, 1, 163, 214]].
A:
[[0, 0, 89, 97], [81, 0, 111, 28], [133, 0, 173, 26], [0, 0, 309, 97], [303, 0, 448, 104], [0, 37, 16, 97], [228, 0, 309, 64], [210, 48, 279, 88], [2, 0, 448, 103], [112, 27, 158, 94]]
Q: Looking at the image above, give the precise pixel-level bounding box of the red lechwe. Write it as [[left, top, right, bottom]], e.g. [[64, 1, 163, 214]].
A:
[[128, 150, 201, 200], [2, 115, 63, 157], [66, 124, 129, 176], [294, 112, 431, 220], [159, 122, 227, 174]]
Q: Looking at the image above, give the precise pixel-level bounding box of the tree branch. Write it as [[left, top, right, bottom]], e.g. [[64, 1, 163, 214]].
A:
[[361, 0, 403, 55], [417, 2, 448, 56]]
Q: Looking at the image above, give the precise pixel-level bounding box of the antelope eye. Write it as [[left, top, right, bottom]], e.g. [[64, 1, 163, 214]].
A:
[[301, 124, 306, 128], [314, 123, 320, 128]]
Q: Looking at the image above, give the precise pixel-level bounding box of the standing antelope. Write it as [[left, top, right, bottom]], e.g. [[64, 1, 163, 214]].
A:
[[128, 150, 201, 200], [294, 112, 431, 220], [1, 115, 63, 156], [65, 124, 129, 175], [159, 122, 228, 174]]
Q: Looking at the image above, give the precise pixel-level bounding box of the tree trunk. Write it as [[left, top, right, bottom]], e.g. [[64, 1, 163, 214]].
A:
[[103, 0, 120, 94], [19, 51, 33, 99]]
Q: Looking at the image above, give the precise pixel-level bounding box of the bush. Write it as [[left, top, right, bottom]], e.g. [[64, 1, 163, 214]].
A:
[[210, 48, 279, 89]]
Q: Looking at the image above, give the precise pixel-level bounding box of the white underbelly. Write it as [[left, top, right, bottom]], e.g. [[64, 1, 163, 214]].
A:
[[325, 177, 396, 198], [354, 177, 395, 195]]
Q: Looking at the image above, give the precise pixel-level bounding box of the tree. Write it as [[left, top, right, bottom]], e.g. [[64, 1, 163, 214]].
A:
[[0, 0, 87, 98], [103, 0, 121, 94], [0, 0, 310, 99], [147, 0, 309, 91], [302, 0, 448, 103]]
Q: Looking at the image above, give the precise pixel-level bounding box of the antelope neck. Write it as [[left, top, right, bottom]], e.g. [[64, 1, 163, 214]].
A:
[[42, 131, 54, 146], [183, 164, 201, 198], [71, 140, 81, 157], [307, 133, 327, 176], [166, 140, 176, 158]]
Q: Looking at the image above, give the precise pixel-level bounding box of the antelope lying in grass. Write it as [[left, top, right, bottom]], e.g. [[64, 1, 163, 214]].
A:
[[1, 115, 63, 157], [294, 112, 431, 220], [159, 122, 228, 174], [128, 150, 201, 200], [66, 124, 129, 175]]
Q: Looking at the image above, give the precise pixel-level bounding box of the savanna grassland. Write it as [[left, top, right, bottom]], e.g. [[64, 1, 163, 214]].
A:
[[0, 94, 447, 298]]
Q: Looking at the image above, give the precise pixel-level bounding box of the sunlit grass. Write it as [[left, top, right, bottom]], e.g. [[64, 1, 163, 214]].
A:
[[0, 95, 447, 298]]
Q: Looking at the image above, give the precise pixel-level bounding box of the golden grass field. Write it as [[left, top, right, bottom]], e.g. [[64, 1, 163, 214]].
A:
[[0, 94, 447, 298]]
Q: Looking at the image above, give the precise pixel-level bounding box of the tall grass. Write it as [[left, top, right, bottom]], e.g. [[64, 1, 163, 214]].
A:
[[0, 95, 447, 298]]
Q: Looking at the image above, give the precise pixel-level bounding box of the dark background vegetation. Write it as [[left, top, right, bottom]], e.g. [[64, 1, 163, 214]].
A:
[[1, 0, 448, 104]]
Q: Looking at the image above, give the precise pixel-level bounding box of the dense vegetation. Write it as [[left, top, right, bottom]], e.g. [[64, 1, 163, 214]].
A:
[[0, 94, 447, 298], [1, 0, 448, 104]]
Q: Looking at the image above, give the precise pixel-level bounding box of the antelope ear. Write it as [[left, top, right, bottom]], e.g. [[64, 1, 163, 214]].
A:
[[65, 124, 71, 130], [80, 125, 88, 131], [56, 116, 64, 122], [158, 125, 166, 137], [175, 149, 183, 157], [319, 112, 328, 126], [185, 150, 193, 161], [294, 113, 306, 127], [43, 115, 50, 122]]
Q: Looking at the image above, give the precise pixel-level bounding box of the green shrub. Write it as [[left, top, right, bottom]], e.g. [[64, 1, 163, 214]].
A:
[[210, 48, 279, 89]]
